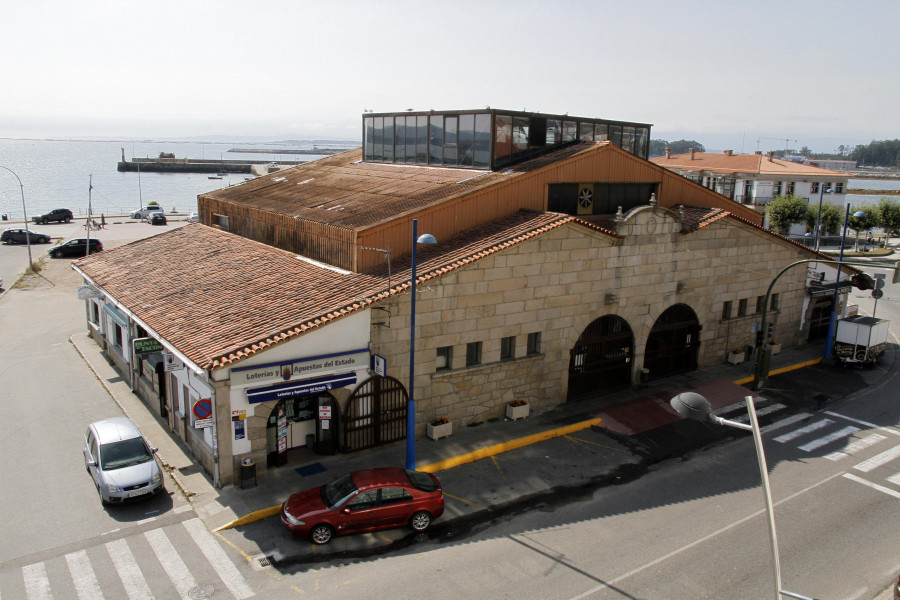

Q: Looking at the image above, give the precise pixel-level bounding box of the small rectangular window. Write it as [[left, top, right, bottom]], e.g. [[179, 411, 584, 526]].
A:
[[756, 296, 765, 314], [436, 346, 452, 371], [722, 301, 733, 320], [500, 336, 515, 361], [215, 214, 229, 229], [770, 293, 780, 311], [834, 182, 844, 193], [811, 182, 820, 194], [773, 181, 782, 196], [738, 298, 748, 317], [527, 332, 542, 355], [466, 342, 482, 367], [786, 181, 795, 195]]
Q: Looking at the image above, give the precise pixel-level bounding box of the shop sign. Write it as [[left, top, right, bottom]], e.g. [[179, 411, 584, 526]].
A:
[[231, 349, 369, 387], [246, 372, 357, 404], [133, 337, 164, 354]]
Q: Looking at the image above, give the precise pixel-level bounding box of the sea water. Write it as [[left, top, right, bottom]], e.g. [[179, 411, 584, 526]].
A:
[[0, 137, 355, 219]]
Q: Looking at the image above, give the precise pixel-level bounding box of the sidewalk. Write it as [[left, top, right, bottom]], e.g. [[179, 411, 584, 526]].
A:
[[70, 331, 829, 533]]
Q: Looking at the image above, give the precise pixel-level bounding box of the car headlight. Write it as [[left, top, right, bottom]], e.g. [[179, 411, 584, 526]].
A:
[[107, 482, 121, 493], [282, 511, 305, 527], [151, 471, 162, 485]]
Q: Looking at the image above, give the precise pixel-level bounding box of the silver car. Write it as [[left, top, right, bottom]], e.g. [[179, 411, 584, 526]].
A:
[[83, 416, 165, 505]]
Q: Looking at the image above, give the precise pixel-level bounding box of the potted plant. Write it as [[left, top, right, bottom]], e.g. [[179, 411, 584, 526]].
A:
[[767, 339, 782, 355], [426, 417, 452, 440], [506, 400, 530, 421], [727, 348, 745, 365]]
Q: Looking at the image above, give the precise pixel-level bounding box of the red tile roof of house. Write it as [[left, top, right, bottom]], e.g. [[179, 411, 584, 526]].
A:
[[651, 152, 847, 178]]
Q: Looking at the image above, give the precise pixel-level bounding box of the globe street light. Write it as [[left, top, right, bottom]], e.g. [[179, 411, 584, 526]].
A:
[[670, 392, 817, 600], [824, 205, 866, 359], [813, 184, 832, 251], [407, 219, 436, 470], [0, 165, 33, 272]]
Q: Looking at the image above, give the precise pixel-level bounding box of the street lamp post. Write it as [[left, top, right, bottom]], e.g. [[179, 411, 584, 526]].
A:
[[406, 219, 436, 470], [812, 184, 832, 251], [670, 392, 818, 600], [0, 165, 33, 271], [824, 205, 866, 359]]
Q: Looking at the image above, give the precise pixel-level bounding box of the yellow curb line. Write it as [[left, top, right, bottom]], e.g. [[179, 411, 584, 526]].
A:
[[731, 357, 822, 386], [214, 504, 282, 531], [418, 417, 603, 473]]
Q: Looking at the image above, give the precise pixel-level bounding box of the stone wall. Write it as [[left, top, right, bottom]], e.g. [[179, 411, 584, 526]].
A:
[[370, 206, 812, 434]]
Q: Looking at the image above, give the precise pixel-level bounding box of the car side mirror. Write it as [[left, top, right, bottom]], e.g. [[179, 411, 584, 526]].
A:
[[151, 447, 158, 454], [87, 459, 97, 468]]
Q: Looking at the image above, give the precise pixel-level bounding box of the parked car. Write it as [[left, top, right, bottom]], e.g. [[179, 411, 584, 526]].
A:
[[32, 208, 73, 224], [48, 237, 103, 258], [187, 212, 199, 223], [83, 416, 166, 505], [281, 467, 444, 544], [129, 206, 165, 220], [149, 212, 167, 225], [1, 228, 51, 244]]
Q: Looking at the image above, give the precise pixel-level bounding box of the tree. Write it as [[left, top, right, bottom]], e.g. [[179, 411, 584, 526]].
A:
[[649, 139, 706, 157], [874, 197, 900, 244], [805, 202, 843, 237], [846, 205, 879, 249], [766, 195, 808, 235]]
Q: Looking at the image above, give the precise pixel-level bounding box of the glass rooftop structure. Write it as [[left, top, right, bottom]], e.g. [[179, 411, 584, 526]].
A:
[[362, 108, 651, 171]]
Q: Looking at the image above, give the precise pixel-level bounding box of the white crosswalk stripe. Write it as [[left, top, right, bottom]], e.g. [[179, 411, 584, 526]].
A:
[[8, 521, 255, 600], [824, 433, 886, 461], [853, 444, 900, 473], [760, 413, 811, 434], [144, 528, 197, 599], [773, 418, 833, 443], [183, 519, 254, 599], [65, 550, 104, 600], [798, 426, 860, 452], [106, 538, 154, 600], [887, 472, 900, 486]]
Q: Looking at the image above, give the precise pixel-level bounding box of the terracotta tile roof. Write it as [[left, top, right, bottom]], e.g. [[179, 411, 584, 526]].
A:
[[72, 213, 597, 370], [199, 143, 609, 231], [651, 152, 846, 178]]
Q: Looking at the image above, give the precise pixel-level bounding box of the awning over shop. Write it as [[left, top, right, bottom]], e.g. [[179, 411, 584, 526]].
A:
[[102, 304, 129, 328], [247, 372, 358, 404]]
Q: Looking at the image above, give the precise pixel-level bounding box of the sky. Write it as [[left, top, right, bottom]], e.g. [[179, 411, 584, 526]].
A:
[[1, 0, 897, 153]]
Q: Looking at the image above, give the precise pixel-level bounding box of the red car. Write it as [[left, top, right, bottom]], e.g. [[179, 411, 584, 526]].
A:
[[281, 467, 444, 544]]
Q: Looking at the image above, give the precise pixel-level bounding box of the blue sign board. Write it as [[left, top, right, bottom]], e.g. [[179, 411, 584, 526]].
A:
[[246, 372, 357, 404]]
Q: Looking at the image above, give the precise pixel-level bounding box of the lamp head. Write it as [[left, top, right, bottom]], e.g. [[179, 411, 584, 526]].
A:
[[417, 233, 437, 245], [852, 211, 866, 218], [670, 392, 713, 422]]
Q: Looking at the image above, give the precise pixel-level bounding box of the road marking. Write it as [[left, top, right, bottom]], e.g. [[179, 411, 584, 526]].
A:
[[65, 550, 105, 600], [144, 528, 196, 599], [719, 403, 786, 423], [567, 472, 845, 600], [887, 472, 900, 486], [22, 562, 52, 600], [183, 518, 255, 599], [442, 491, 494, 512], [853, 444, 900, 473], [773, 418, 832, 443], [824, 411, 900, 435], [106, 538, 154, 600], [842, 473, 900, 499], [799, 426, 860, 452], [760, 413, 810, 434], [824, 433, 886, 461]]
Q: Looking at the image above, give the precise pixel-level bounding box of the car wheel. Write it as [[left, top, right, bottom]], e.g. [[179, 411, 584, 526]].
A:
[[64, 216, 71, 223], [309, 524, 334, 545], [409, 511, 432, 532], [51, 251, 60, 258], [42, 218, 48, 224]]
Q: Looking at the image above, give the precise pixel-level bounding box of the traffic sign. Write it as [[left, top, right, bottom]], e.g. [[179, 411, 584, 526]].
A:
[[193, 399, 212, 420], [872, 289, 884, 299]]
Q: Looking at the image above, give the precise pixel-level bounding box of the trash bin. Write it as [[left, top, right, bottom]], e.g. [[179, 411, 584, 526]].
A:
[[640, 368, 650, 383], [306, 433, 316, 452], [239, 459, 256, 489]]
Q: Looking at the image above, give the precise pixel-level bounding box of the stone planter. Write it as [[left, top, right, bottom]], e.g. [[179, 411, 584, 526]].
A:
[[727, 351, 745, 365], [426, 421, 452, 440], [769, 343, 781, 355], [506, 402, 530, 421]]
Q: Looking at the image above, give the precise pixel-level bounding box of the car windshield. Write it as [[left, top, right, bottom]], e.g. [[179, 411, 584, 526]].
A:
[[99, 437, 153, 470], [321, 473, 358, 509]]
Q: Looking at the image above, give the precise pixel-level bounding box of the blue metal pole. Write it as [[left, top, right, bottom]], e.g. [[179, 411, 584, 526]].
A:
[[406, 219, 418, 470], [824, 204, 850, 359]]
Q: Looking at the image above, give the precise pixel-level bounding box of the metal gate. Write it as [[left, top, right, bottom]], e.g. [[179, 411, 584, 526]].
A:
[[643, 304, 701, 379], [568, 315, 634, 398], [808, 297, 834, 341], [343, 376, 408, 453]]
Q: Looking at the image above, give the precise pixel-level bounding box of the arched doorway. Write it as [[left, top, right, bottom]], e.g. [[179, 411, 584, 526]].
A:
[[643, 304, 701, 379], [567, 315, 635, 398], [343, 375, 408, 452]]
